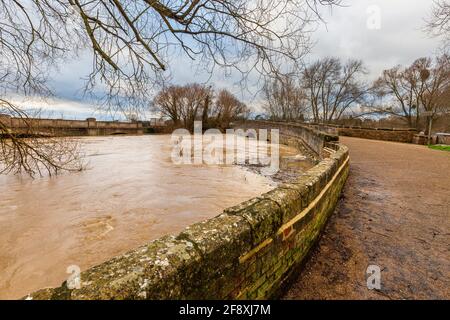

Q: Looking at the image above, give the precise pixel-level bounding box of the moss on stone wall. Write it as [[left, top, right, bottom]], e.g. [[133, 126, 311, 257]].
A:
[[25, 122, 349, 300]]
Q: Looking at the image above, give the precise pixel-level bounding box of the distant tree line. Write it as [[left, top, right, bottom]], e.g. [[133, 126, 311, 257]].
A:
[[261, 53, 450, 132], [157, 52, 449, 133], [260, 0, 450, 131]]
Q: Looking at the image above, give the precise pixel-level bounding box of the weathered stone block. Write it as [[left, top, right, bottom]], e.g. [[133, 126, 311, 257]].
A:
[[177, 213, 252, 273], [27, 236, 202, 300], [261, 186, 304, 224], [231, 199, 283, 246], [294, 174, 321, 204]]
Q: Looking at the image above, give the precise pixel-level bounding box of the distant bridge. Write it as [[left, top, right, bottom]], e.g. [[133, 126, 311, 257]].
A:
[[0, 115, 165, 137]]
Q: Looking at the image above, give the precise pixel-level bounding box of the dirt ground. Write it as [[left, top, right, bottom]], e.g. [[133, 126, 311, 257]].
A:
[[282, 137, 450, 300]]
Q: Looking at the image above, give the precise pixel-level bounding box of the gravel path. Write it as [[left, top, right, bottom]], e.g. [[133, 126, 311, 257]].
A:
[[282, 137, 450, 300]]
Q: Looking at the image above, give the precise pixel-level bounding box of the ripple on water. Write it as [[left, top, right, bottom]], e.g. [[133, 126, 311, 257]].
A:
[[0, 134, 286, 299]]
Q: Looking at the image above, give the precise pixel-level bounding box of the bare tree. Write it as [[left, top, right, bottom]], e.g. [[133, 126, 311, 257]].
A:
[[1, 0, 339, 175], [210, 89, 249, 129], [372, 55, 450, 129], [179, 84, 213, 131], [152, 83, 213, 131], [153, 84, 247, 130], [435, 81, 450, 115], [262, 74, 308, 121], [1, 0, 339, 108], [372, 66, 419, 128], [414, 55, 450, 132], [426, 0, 450, 49], [302, 57, 367, 123], [0, 100, 83, 177], [152, 86, 185, 126]]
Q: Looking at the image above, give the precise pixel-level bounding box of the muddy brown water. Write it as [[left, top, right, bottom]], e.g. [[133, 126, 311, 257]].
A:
[[0, 134, 303, 299]]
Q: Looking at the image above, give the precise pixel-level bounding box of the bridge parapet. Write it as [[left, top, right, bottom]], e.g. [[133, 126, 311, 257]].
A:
[[303, 122, 417, 143], [26, 121, 349, 300], [1, 117, 144, 136], [233, 120, 338, 159]]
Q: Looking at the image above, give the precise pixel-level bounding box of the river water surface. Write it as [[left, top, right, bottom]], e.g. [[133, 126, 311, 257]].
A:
[[0, 135, 289, 299]]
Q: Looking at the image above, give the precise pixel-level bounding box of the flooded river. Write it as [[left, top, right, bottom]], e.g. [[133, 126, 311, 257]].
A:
[[0, 135, 289, 299]]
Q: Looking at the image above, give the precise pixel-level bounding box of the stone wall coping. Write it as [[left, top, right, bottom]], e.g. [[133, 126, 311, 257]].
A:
[[26, 122, 349, 300], [306, 122, 417, 132]]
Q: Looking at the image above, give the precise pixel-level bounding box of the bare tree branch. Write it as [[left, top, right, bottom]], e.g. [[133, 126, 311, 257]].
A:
[[425, 0, 450, 49], [0, 99, 84, 177], [301, 57, 368, 123], [0, 0, 339, 175]]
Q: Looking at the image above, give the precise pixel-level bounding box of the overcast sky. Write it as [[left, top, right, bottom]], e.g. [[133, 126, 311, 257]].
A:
[[16, 0, 445, 120], [310, 0, 444, 80]]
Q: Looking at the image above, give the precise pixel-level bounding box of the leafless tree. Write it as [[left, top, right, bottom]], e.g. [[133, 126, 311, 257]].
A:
[[152, 83, 212, 131], [426, 0, 450, 49], [152, 84, 247, 130], [1, 0, 339, 175], [152, 85, 185, 126], [302, 57, 367, 123], [372, 55, 450, 129], [435, 81, 450, 114], [372, 66, 419, 128], [0, 100, 83, 177], [262, 74, 309, 121], [210, 89, 249, 129], [179, 84, 213, 131], [412, 55, 450, 130], [1, 0, 339, 108]]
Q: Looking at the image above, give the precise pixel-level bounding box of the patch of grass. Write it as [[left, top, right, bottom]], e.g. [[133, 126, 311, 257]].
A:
[[428, 144, 450, 152]]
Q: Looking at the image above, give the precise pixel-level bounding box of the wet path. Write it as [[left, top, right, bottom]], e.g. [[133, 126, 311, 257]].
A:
[[283, 137, 450, 300]]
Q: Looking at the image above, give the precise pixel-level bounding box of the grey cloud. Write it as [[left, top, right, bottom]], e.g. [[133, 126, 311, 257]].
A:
[[310, 0, 443, 80], [28, 0, 444, 116]]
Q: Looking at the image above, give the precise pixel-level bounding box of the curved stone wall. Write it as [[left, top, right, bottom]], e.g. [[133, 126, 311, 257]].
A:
[[234, 120, 339, 159], [27, 122, 349, 300], [306, 123, 417, 143]]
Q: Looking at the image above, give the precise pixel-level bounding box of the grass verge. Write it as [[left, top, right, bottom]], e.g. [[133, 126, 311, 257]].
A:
[[428, 145, 450, 152]]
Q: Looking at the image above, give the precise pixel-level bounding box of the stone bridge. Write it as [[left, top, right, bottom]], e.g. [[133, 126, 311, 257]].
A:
[[27, 120, 350, 300], [22, 120, 449, 300], [0, 115, 148, 136]]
